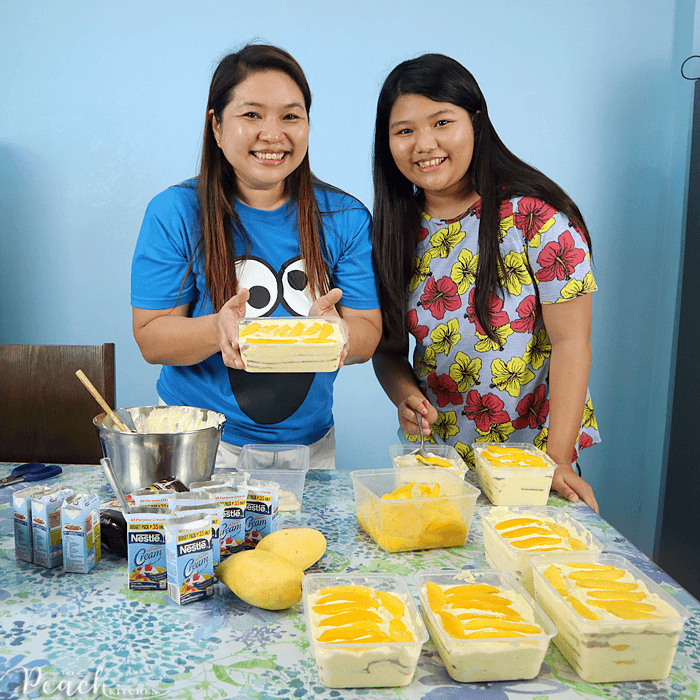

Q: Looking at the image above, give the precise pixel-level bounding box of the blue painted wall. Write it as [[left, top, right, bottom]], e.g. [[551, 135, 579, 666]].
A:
[[2, 1, 698, 557]]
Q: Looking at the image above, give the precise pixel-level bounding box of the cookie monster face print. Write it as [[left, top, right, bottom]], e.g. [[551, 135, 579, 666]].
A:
[[228, 255, 318, 424]]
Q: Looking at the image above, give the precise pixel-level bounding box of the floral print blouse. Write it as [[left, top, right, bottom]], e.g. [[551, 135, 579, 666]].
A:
[[406, 196, 600, 468]]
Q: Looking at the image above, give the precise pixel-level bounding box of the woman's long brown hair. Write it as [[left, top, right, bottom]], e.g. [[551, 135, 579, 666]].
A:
[[196, 44, 329, 312]]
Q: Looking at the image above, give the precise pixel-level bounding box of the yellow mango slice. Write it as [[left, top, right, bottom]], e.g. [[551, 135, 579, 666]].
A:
[[573, 579, 639, 592], [418, 483, 431, 496], [510, 536, 563, 549], [568, 569, 625, 582], [495, 517, 542, 531], [544, 564, 569, 596], [288, 322, 305, 337], [240, 322, 261, 337], [303, 322, 321, 335], [273, 324, 290, 336], [318, 609, 384, 627], [318, 585, 374, 598], [465, 630, 526, 639], [500, 526, 555, 539], [462, 618, 542, 634], [588, 600, 657, 614], [445, 584, 501, 596], [247, 338, 296, 344], [611, 644, 630, 651], [565, 562, 615, 570], [312, 602, 371, 615], [446, 593, 514, 608], [316, 590, 379, 608], [415, 454, 453, 468], [388, 617, 413, 642], [429, 483, 440, 497], [427, 582, 447, 612], [318, 623, 389, 643], [548, 523, 570, 537], [375, 590, 405, 619], [586, 590, 646, 602], [438, 610, 467, 639], [568, 537, 589, 551], [318, 323, 335, 340], [567, 595, 600, 620]]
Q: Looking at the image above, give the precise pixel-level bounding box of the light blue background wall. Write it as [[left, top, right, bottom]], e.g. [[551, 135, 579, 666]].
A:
[[2, 1, 698, 558]]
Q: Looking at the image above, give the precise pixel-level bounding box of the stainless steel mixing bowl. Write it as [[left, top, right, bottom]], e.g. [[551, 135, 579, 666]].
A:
[[93, 405, 226, 493]]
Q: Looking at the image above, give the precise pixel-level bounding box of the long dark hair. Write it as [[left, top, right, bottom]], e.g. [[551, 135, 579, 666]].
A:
[[372, 53, 591, 342], [196, 43, 328, 311]]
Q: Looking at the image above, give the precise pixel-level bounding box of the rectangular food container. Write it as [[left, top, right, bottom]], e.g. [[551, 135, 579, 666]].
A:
[[530, 552, 690, 683], [238, 316, 346, 373], [482, 506, 603, 595], [390, 444, 468, 481], [414, 568, 557, 682], [472, 442, 556, 506], [302, 572, 428, 688], [238, 444, 309, 512], [350, 467, 479, 553]]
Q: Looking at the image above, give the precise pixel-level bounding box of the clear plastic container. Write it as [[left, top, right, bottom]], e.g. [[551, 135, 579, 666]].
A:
[[238, 444, 309, 512], [390, 444, 468, 481], [415, 568, 557, 682], [238, 316, 346, 373], [482, 505, 603, 594], [472, 442, 556, 506], [531, 552, 690, 683], [302, 572, 428, 688], [350, 467, 479, 553]]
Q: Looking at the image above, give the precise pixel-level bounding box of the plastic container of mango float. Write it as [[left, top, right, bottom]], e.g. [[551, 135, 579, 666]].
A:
[[482, 505, 603, 595], [472, 442, 556, 506], [350, 467, 480, 553], [530, 551, 690, 683], [302, 572, 429, 688], [414, 568, 557, 683], [390, 444, 468, 481], [237, 316, 346, 373]]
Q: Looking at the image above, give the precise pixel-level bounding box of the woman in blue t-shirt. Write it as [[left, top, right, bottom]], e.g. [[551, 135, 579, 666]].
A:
[[131, 44, 382, 468]]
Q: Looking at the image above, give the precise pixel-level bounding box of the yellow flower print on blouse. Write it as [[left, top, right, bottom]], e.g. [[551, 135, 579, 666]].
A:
[[500, 251, 533, 296], [535, 427, 548, 452], [433, 410, 460, 441], [499, 214, 515, 242], [476, 422, 515, 443], [409, 251, 434, 292], [430, 221, 465, 259], [583, 397, 597, 430], [404, 430, 437, 445], [415, 345, 437, 377], [430, 319, 461, 356], [475, 325, 514, 353], [490, 357, 535, 398], [559, 271, 597, 301], [450, 249, 479, 294], [523, 327, 551, 370], [454, 441, 475, 469], [449, 352, 482, 393]]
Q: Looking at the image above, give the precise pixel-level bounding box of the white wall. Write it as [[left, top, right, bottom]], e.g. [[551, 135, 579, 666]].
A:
[[2, 0, 698, 556]]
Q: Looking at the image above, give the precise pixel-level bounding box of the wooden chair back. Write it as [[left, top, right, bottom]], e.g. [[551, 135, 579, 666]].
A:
[[0, 344, 115, 464]]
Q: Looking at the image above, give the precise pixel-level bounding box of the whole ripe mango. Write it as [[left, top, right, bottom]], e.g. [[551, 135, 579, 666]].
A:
[[256, 528, 327, 570], [215, 549, 303, 610]]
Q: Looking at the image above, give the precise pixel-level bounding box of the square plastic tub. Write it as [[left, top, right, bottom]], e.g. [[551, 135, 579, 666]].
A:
[[390, 444, 468, 480], [472, 442, 556, 506], [530, 552, 690, 683], [350, 467, 480, 553], [238, 316, 346, 373], [414, 568, 557, 682], [302, 572, 429, 688], [482, 506, 603, 595], [238, 444, 309, 511]]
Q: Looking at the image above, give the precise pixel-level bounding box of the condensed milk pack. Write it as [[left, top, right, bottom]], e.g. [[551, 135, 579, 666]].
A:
[[165, 513, 215, 605], [14, 485, 51, 563], [124, 507, 172, 590], [32, 486, 75, 568], [244, 479, 279, 548], [61, 492, 102, 574]]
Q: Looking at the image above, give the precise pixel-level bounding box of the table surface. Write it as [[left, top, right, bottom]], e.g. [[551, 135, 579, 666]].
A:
[[0, 463, 698, 700]]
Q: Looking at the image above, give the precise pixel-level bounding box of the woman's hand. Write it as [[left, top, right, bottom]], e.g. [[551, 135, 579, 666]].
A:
[[309, 288, 350, 367], [551, 462, 599, 513], [216, 288, 250, 369], [398, 396, 438, 438]]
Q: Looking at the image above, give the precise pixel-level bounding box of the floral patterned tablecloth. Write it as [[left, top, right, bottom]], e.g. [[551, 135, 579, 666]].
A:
[[0, 463, 698, 700]]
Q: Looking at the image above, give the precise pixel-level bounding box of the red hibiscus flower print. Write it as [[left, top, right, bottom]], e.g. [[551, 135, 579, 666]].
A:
[[573, 432, 594, 461], [463, 390, 509, 432], [419, 227, 429, 241], [514, 198, 557, 243], [510, 295, 540, 334], [500, 200, 513, 219], [535, 231, 586, 282], [465, 288, 509, 335], [407, 309, 429, 343], [428, 372, 464, 407], [420, 276, 461, 320], [512, 384, 549, 430]]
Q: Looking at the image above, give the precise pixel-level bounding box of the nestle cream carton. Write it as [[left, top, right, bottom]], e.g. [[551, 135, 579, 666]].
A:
[[14, 485, 50, 563], [61, 492, 102, 574], [198, 485, 247, 561], [124, 507, 172, 590], [174, 501, 224, 569], [244, 479, 279, 548], [165, 513, 214, 605], [130, 488, 176, 508], [32, 487, 75, 568]]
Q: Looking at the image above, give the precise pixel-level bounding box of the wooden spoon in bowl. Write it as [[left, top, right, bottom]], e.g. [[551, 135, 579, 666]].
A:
[[75, 369, 133, 432]]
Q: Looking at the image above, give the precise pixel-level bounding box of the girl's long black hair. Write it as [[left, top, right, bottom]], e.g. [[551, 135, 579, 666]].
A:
[[372, 53, 591, 342]]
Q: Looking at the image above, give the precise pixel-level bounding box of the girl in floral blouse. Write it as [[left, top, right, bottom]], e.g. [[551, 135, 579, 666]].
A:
[[371, 53, 600, 512]]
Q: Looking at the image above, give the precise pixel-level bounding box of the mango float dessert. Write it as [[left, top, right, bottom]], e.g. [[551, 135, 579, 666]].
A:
[[473, 443, 556, 505], [482, 506, 602, 594], [303, 574, 428, 688], [415, 570, 557, 682], [238, 317, 345, 372], [531, 553, 689, 683], [390, 444, 468, 480]]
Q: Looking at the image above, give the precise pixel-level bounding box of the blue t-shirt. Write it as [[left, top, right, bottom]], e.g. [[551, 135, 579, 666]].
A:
[[131, 179, 379, 446]]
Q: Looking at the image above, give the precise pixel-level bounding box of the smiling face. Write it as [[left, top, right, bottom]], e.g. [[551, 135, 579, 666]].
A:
[[211, 70, 309, 208], [388, 93, 477, 216]]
